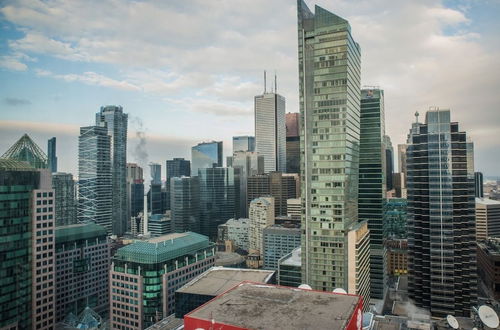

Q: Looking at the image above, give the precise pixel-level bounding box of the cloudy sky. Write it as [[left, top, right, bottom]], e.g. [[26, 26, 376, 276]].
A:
[[1, 0, 499, 178]]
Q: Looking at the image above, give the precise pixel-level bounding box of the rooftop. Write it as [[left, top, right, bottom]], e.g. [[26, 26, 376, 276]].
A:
[[2, 134, 48, 169], [177, 267, 274, 296], [280, 246, 301, 267], [186, 282, 361, 329], [144, 315, 183, 330], [476, 197, 500, 205], [0, 158, 35, 171], [56, 222, 107, 244], [113, 231, 211, 264]]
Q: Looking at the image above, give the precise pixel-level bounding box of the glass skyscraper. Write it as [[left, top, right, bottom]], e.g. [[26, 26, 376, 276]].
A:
[[286, 112, 300, 174], [191, 141, 223, 176], [47, 137, 57, 173], [170, 176, 200, 233], [406, 108, 476, 317], [359, 88, 387, 299], [52, 172, 77, 226], [233, 136, 255, 153], [96, 105, 128, 236], [166, 158, 191, 210], [78, 125, 112, 233], [298, 1, 362, 292]]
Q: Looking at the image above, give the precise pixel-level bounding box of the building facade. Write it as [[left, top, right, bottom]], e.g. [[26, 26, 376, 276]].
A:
[[406, 109, 476, 317], [384, 135, 393, 191], [149, 213, 172, 237], [384, 198, 407, 239], [2, 133, 48, 169], [170, 176, 200, 233], [477, 238, 500, 300], [248, 197, 275, 255], [475, 172, 484, 198], [346, 221, 371, 312], [165, 158, 191, 211], [126, 163, 144, 224], [286, 112, 300, 174], [386, 239, 408, 276], [52, 172, 77, 226], [298, 1, 362, 292], [233, 136, 255, 153], [278, 247, 302, 288], [96, 105, 128, 236], [247, 172, 298, 217], [476, 197, 500, 240], [109, 232, 215, 329], [263, 225, 301, 270], [48, 137, 57, 173], [77, 126, 112, 232], [55, 223, 109, 321], [219, 218, 250, 251], [191, 141, 223, 176], [255, 91, 286, 173]]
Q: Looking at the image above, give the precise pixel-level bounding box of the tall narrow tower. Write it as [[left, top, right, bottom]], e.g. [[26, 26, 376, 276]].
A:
[[298, 0, 362, 294]]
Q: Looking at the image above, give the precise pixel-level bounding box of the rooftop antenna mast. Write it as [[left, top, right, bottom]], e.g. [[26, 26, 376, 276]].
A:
[[264, 70, 267, 93], [275, 72, 277, 94]]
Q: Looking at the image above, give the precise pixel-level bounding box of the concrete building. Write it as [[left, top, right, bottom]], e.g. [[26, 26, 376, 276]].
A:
[[109, 232, 216, 329], [52, 172, 77, 226], [255, 83, 286, 173], [278, 247, 302, 288], [191, 141, 223, 176], [359, 88, 387, 299], [149, 212, 172, 237], [183, 282, 364, 330], [55, 223, 110, 321], [248, 197, 275, 256], [476, 197, 500, 240], [247, 172, 298, 217], [175, 267, 274, 318], [477, 238, 500, 300], [218, 218, 250, 251], [386, 239, 408, 276], [232, 136, 255, 153], [286, 197, 301, 220], [347, 221, 371, 312], [263, 225, 301, 270], [298, 2, 362, 293], [170, 176, 199, 233], [285, 112, 300, 174], [48, 137, 57, 173], [96, 105, 128, 236], [407, 109, 476, 317], [78, 125, 112, 232]]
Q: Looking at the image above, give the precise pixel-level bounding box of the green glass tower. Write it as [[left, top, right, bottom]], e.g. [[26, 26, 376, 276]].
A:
[[359, 88, 387, 299], [298, 1, 362, 292]]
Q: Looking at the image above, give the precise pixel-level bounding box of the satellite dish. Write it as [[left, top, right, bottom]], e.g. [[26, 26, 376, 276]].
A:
[[446, 315, 459, 329], [478, 305, 500, 329], [472, 328, 478, 330], [333, 288, 347, 294], [298, 284, 312, 290]]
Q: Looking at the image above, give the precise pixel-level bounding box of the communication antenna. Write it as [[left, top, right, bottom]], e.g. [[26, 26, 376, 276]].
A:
[[333, 288, 347, 294], [298, 284, 312, 290], [274, 72, 277, 93], [446, 315, 459, 329], [415, 111, 420, 123], [264, 70, 267, 93], [478, 305, 500, 329]]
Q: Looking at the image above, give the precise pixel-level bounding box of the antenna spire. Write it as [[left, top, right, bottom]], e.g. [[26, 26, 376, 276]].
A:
[[264, 70, 267, 93], [274, 72, 277, 93]]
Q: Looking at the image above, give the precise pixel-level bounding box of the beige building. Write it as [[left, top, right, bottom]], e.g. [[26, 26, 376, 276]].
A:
[[347, 221, 371, 312], [248, 197, 275, 256], [476, 197, 500, 240], [286, 198, 301, 220]]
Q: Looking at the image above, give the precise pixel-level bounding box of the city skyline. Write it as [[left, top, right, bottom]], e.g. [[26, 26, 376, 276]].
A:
[[1, 0, 499, 178]]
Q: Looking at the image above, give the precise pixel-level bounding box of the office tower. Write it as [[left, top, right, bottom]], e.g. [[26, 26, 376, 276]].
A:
[[248, 197, 275, 255], [148, 163, 164, 215], [247, 172, 298, 217], [52, 172, 77, 226], [170, 176, 200, 233], [278, 247, 302, 287], [148, 213, 172, 237], [165, 158, 191, 211], [78, 126, 112, 232], [359, 88, 387, 299], [263, 225, 301, 270], [475, 172, 484, 198], [233, 136, 255, 153], [227, 151, 264, 217], [96, 105, 128, 236], [346, 221, 371, 312], [476, 198, 500, 240], [218, 218, 250, 251], [392, 172, 405, 198], [298, 1, 362, 292], [198, 167, 235, 240], [406, 108, 476, 317], [286, 112, 300, 173], [386, 239, 408, 276], [255, 81, 286, 173], [2, 133, 48, 168], [384, 135, 393, 191], [0, 160, 53, 330], [477, 238, 500, 301], [109, 232, 216, 328], [55, 223, 109, 321], [126, 163, 144, 223], [287, 198, 301, 220], [384, 198, 408, 239], [48, 137, 57, 172], [398, 144, 408, 196], [191, 141, 223, 176]]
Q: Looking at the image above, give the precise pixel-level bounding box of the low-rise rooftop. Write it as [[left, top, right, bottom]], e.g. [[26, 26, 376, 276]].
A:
[[280, 246, 301, 267], [476, 197, 500, 205]]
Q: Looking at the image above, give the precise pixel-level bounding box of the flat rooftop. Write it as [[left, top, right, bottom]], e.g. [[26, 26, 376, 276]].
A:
[[177, 267, 274, 296], [280, 246, 301, 267], [186, 282, 361, 329], [476, 197, 500, 205]]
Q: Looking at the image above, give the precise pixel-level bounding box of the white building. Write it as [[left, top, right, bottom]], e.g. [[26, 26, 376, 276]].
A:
[[476, 197, 500, 240], [221, 218, 250, 251], [248, 197, 275, 255]]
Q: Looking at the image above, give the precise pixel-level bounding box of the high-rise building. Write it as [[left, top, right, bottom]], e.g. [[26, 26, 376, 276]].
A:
[[286, 198, 301, 220], [55, 223, 109, 321], [263, 225, 301, 270], [191, 141, 223, 176], [126, 163, 144, 223], [248, 197, 275, 256], [359, 88, 387, 299], [475, 172, 484, 198], [96, 105, 128, 236], [255, 83, 286, 173], [298, 1, 362, 292], [286, 112, 300, 173], [109, 232, 215, 328], [476, 198, 500, 240], [233, 136, 255, 153], [150, 162, 161, 185], [0, 160, 51, 329], [278, 247, 302, 288], [218, 218, 250, 251], [52, 172, 77, 226], [247, 172, 298, 217], [477, 238, 500, 301], [170, 176, 200, 233], [148, 163, 166, 215], [383, 198, 407, 239], [406, 108, 476, 317], [48, 137, 57, 172], [227, 151, 264, 217], [2, 133, 48, 169], [148, 212, 172, 237], [165, 158, 191, 211], [346, 221, 371, 312], [198, 167, 235, 240], [77, 126, 112, 232], [397, 144, 408, 196], [384, 135, 393, 191]]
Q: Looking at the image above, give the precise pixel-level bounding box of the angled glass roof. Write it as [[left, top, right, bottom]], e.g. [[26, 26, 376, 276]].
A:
[[2, 134, 48, 169]]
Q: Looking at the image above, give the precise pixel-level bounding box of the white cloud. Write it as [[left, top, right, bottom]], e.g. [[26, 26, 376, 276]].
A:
[[0, 54, 28, 71]]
